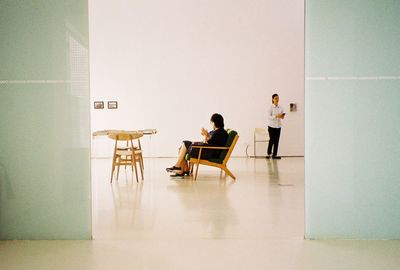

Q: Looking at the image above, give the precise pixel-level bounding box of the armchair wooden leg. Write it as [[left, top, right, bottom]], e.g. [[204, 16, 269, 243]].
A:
[[194, 148, 202, 181], [194, 162, 200, 181], [223, 167, 236, 180], [190, 162, 194, 174]]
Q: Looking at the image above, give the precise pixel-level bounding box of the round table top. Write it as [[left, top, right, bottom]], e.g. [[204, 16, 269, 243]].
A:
[[92, 129, 157, 137]]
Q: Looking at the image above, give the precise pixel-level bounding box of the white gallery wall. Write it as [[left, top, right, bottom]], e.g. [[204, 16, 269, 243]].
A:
[[89, 0, 304, 157]]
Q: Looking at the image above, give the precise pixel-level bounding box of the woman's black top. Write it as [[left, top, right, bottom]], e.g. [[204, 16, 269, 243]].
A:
[[207, 128, 228, 147], [189, 128, 229, 160]]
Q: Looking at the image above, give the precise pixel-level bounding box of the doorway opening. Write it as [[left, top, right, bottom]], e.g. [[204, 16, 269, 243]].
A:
[[89, 0, 305, 241]]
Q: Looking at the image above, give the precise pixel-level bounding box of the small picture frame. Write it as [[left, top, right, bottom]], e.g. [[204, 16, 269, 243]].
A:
[[290, 103, 297, 112], [94, 101, 104, 109], [108, 101, 118, 109]]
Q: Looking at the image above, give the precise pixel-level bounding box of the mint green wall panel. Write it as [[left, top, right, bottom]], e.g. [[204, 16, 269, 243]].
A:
[[0, 0, 91, 239], [305, 0, 400, 239]]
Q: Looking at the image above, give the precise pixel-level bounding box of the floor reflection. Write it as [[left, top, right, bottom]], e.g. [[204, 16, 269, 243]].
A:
[[111, 181, 143, 222], [92, 157, 304, 240], [167, 179, 236, 239], [267, 159, 280, 184]]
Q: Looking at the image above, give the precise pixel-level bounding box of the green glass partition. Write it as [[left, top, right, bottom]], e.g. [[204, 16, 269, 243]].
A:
[[0, 0, 91, 239], [305, 1, 400, 239]]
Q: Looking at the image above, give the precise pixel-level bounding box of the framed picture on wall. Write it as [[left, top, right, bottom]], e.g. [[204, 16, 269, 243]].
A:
[[290, 103, 297, 112], [94, 101, 104, 109], [108, 101, 118, 109]]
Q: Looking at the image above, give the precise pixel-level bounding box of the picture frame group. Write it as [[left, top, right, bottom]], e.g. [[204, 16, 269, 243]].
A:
[[94, 101, 118, 110]]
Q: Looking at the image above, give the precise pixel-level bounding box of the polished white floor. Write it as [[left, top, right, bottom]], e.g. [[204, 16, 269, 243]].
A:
[[1, 157, 400, 270], [93, 157, 304, 240]]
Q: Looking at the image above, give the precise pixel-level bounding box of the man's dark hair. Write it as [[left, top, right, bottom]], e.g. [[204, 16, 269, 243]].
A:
[[272, 94, 279, 103], [210, 113, 224, 128]]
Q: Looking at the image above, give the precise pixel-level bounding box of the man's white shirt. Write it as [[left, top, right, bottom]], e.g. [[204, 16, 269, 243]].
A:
[[268, 104, 284, 128]]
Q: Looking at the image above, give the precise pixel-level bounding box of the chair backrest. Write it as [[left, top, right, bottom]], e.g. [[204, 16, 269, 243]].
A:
[[108, 132, 144, 152], [254, 128, 268, 142], [254, 128, 267, 135], [107, 132, 143, 141], [218, 129, 239, 164]]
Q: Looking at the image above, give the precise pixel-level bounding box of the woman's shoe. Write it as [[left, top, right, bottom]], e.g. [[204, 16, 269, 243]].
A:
[[170, 171, 191, 178], [166, 166, 181, 172], [170, 172, 185, 178]]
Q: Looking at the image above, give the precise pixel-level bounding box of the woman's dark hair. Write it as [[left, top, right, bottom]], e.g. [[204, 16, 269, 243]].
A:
[[210, 113, 224, 128], [272, 93, 279, 103]]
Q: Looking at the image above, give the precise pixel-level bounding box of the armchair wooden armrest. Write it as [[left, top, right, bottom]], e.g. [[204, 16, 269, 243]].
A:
[[191, 146, 230, 150]]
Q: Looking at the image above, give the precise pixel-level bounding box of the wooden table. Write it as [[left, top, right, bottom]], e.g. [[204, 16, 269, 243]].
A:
[[106, 132, 144, 182], [92, 129, 157, 180]]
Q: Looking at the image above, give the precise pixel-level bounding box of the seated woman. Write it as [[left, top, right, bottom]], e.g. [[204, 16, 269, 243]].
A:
[[166, 113, 228, 177]]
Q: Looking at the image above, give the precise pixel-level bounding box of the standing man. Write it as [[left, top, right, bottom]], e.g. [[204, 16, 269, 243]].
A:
[[267, 94, 285, 159]]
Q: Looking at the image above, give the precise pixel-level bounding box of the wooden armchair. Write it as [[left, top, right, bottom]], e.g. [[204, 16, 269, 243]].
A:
[[189, 130, 239, 181]]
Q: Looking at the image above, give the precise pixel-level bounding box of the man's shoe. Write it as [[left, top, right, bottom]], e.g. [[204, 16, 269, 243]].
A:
[[272, 156, 281, 159]]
